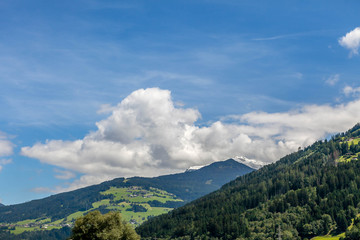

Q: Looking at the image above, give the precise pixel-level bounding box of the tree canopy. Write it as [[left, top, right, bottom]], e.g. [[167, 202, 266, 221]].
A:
[[69, 211, 140, 240]]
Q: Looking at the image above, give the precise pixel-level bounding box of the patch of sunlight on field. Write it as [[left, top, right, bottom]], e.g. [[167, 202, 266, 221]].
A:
[[101, 186, 183, 203], [92, 199, 110, 208], [66, 211, 86, 221], [11, 226, 40, 234]]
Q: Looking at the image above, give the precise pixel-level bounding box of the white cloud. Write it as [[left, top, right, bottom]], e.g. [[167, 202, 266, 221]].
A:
[[97, 103, 117, 115], [293, 72, 303, 80], [325, 74, 340, 86], [339, 27, 360, 56], [0, 132, 14, 172], [21, 88, 360, 191], [0, 132, 13, 157], [0, 158, 12, 172], [31, 187, 52, 193], [54, 169, 76, 180], [343, 85, 360, 97], [0, 159, 12, 165]]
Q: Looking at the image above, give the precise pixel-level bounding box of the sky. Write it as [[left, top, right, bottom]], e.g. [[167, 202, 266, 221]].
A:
[[1, 0, 360, 205]]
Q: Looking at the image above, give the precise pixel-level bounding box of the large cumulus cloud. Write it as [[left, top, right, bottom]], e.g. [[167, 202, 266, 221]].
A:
[[339, 27, 360, 56], [21, 88, 360, 190]]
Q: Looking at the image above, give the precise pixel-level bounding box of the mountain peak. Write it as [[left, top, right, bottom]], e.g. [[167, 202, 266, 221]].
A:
[[233, 155, 265, 169], [185, 158, 255, 173], [185, 165, 205, 172]]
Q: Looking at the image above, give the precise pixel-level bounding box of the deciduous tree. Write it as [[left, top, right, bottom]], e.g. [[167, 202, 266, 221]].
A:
[[69, 210, 140, 240]]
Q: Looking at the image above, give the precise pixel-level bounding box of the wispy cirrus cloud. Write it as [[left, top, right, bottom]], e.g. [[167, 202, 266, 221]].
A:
[[252, 30, 326, 41], [21, 88, 360, 192], [54, 169, 76, 180], [123, 70, 214, 87], [325, 74, 340, 86], [253, 34, 298, 41], [30, 187, 52, 194], [339, 27, 360, 56], [0, 159, 12, 172]]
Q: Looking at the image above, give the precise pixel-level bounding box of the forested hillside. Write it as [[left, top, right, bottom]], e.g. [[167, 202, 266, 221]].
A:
[[137, 124, 360, 240]]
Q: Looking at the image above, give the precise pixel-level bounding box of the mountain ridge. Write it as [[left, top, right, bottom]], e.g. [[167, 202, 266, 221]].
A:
[[0, 158, 254, 236]]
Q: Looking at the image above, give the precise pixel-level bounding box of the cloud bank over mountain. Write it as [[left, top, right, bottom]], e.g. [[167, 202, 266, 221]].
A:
[[21, 88, 360, 190]]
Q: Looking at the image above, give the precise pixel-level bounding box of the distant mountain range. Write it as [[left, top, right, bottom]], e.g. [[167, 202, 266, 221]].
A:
[[137, 123, 360, 240], [0, 158, 253, 239]]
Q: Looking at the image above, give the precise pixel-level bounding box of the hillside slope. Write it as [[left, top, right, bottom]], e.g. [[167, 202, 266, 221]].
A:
[[131, 158, 254, 201], [137, 124, 360, 240]]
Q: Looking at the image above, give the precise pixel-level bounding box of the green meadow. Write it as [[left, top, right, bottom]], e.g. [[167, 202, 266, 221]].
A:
[[7, 186, 182, 234]]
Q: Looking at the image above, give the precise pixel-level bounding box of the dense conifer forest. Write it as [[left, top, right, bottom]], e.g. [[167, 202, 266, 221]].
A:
[[137, 124, 360, 239]]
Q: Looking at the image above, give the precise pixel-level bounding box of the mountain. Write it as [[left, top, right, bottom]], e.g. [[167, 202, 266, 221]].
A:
[[0, 203, 4, 207], [0, 159, 253, 238], [233, 155, 265, 169], [138, 158, 254, 201], [136, 124, 360, 240], [185, 165, 204, 172]]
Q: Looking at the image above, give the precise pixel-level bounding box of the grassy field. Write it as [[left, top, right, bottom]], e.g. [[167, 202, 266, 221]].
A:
[[101, 186, 182, 203], [348, 138, 360, 145], [311, 233, 344, 240], [96, 186, 181, 224], [337, 137, 360, 163], [7, 186, 182, 234]]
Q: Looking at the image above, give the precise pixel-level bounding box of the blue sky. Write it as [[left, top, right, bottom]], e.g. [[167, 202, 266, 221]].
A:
[[1, 0, 360, 205]]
